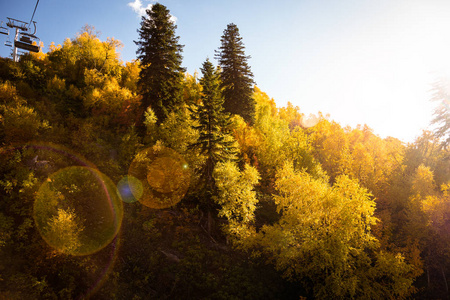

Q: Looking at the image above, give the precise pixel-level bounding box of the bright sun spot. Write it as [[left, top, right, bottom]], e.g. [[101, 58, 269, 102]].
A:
[[294, 1, 450, 142]]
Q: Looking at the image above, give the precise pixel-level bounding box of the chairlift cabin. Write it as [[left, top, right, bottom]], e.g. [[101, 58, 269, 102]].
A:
[[4, 18, 41, 56], [15, 32, 40, 53]]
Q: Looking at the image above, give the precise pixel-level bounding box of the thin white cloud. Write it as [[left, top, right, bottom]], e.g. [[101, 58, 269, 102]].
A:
[[128, 0, 153, 17], [127, 0, 177, 23], [169, 15, 177, 24]]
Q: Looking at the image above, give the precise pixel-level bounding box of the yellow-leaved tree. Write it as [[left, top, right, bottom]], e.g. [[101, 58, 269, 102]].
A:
[[244, 162, 414, 299], [213, 161, 260, 245], [45, 208, 84, 255]]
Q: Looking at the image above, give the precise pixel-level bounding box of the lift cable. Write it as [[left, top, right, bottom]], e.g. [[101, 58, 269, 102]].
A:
[[28, 0, 40, 30]]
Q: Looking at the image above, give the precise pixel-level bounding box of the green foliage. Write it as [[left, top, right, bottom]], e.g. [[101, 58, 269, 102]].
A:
[[158, 107, 204, 190], [252, 88, 326, 185], [216, 23, 255, 124], [283, 127, 327, 181], [159, 108, 199, 154], [135, 3, 185, 124], [189, 59, 238, 201], [0, 13, 439, 299]]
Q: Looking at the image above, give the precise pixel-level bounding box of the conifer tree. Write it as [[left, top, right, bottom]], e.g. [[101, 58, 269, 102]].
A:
[[431, 79, 450, 148], [215, 23, 255, 124], [190, 58, 236, 198], [135, 3, 185, 124]]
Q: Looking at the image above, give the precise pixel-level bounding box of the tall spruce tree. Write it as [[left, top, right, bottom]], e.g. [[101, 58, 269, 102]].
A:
[[215, 23, 255, 124], [191, 58, 236, 199], [190, 58, 237, 234], [431, 79, 450, 148], [135, 3, 185, 124]]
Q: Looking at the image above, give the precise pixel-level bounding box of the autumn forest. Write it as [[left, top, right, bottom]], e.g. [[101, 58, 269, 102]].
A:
[[1, 3, 450, 299]]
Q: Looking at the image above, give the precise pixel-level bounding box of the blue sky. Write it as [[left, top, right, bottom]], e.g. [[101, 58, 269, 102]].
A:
[[1, 0, 450, 143]]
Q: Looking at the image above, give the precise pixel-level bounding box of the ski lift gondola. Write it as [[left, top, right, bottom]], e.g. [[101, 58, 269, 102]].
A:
[[14, 33, 40, 53], [15, 24, 40, 52]]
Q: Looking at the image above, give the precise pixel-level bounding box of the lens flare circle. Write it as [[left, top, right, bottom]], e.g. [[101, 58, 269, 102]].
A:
[[117, 175, 143, 203], [301, 113, 320, 128], [129, 146, 190, 209], [33, 166, 123, 256]]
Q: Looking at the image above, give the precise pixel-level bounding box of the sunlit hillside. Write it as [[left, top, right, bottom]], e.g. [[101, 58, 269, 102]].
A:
[[1, 5, 450, 299]]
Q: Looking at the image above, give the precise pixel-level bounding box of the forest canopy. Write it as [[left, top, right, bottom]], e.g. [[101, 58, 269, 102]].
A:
[[1, 4, 450, 299]]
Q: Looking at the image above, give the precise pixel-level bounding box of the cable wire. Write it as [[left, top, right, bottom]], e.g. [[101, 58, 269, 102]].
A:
[[28, 0, 40, 29]]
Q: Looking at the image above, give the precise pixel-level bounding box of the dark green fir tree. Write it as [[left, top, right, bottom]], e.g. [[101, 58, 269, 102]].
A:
[[215, 23, 255, 124], [190, 59, 238, 234], [191, 58, 237, 198], [135, 3, 185, 124]]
